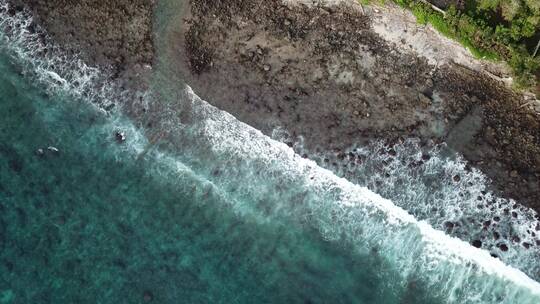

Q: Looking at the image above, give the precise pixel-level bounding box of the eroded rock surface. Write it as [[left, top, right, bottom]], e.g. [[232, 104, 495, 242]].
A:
[[8, 0, 155, 85], [176, 0, 540, 211]]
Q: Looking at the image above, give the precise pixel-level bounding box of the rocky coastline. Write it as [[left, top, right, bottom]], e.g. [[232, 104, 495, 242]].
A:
[[9, 0, 540, 212], [7, 0, 156, 90], [178, 0, 540, 212]]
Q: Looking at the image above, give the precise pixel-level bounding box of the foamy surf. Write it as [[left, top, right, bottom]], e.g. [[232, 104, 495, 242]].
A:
[[2, 0, 540, 302], [275, 133, 540, 281], [144, 84, 538, 303]]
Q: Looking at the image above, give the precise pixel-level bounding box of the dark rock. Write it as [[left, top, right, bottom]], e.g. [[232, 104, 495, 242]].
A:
[[35, 148, 45, 157], [47, 146, 60, 154], [143, 290, 153, 302], [115, 131, 126, 143], [452, 175, 461, 183], [471, 240, 482, 248]]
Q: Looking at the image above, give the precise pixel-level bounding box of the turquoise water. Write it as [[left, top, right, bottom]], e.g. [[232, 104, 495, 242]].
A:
[[1, 1, 540, 303], [0, 44, 438, 303]]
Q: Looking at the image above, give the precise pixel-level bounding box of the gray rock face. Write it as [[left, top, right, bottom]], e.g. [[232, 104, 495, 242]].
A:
[[427, 0, 465, 10]]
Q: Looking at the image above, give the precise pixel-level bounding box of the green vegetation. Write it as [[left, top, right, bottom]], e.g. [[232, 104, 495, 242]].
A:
[[361, 0, 540, 90]]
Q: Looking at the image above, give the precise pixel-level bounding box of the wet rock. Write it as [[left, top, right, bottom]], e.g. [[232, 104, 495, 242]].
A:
[[443, 221, 454, 230], [143, 290, 153, 302], [47, 146, 60, 154], [498, 243, 508, 252], [471, 240, 482, 248], [484, 127, 497, 146], [35, 148, 45, 157], [115, 131, 126, 143]]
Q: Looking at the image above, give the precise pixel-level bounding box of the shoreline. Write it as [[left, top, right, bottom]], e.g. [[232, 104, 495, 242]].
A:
[[3, 0, 540, 282], [177, 0, 540, 212], [9, 1, 540, 214]]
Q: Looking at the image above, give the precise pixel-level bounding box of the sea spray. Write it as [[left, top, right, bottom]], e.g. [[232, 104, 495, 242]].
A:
[[274, 129, 540, 281]]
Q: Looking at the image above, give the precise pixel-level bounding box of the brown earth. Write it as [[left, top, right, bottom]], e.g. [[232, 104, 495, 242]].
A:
[[176, 0, 540, 211]]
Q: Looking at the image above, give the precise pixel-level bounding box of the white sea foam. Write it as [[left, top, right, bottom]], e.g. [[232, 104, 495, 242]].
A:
[[146, 85, 540, 302], [277, 133, 540, 281], [2, 0, 540, 302], [0, 0, 124, 111]]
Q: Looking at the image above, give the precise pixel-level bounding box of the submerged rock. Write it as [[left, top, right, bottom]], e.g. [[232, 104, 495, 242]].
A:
[[143, 290, 153, 302], [47, 146, 59, 154], [115, 131, 126, 143]]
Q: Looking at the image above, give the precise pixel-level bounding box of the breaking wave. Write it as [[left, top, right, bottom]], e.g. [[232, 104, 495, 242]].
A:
[[272, 130, 540, 281]]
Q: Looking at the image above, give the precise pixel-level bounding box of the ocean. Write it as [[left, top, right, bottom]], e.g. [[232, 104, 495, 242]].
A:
[[0, 1, 539, 303]]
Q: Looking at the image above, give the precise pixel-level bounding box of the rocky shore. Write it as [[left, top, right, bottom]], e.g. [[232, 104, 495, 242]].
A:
[[177, 0, 540, 211], [10, 0, 540, 212], [7, 0, 155, 89]]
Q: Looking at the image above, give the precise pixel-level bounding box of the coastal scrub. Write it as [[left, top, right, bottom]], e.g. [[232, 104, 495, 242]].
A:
[[363, 0, 540, 91]]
